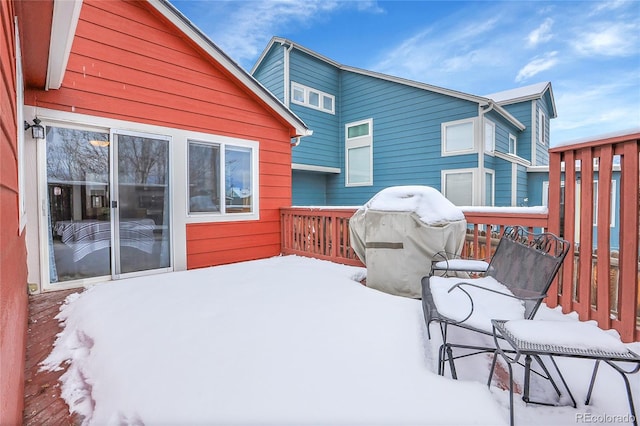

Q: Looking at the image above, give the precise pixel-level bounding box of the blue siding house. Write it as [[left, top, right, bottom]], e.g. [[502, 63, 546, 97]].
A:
[[252, 37, 557, 208]]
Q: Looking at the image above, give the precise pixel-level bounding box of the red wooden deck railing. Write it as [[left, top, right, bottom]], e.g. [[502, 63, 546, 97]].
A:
[[281, 133, 639, 342], [546, 132, 640, 342]]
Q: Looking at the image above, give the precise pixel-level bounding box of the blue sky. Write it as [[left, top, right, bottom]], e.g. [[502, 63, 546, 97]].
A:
[[171, 0, 640, 146]]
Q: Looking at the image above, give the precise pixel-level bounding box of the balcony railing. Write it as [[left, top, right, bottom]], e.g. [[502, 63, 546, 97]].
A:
[[547, 132, 640, 342], [281, 132, 640, 342]]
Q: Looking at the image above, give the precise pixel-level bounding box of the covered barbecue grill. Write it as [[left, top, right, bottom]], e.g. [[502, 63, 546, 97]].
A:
[[349, 186, 467, 298]]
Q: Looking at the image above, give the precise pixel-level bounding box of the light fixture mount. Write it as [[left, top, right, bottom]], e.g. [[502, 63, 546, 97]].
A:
[[24, 117, 45, 139]]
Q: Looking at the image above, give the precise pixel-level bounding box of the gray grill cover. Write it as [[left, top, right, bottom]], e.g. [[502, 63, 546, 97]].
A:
[[349, 186, 467, 298]]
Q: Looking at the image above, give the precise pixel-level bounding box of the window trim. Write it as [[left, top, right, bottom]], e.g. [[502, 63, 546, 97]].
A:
[[485, 169, 495, 206], [441, 168, 476, 206], [187, 138, 259, 220], [290, 81, 335, 115], [508, 133, 517, 155], [484, 119, 495, 153], [441, 118, 476, 156], [345, 118, 373, 187], [537, 108, 547, 146]]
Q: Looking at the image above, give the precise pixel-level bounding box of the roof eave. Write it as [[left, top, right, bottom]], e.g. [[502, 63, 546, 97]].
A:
[[46, 0, 83, 90]]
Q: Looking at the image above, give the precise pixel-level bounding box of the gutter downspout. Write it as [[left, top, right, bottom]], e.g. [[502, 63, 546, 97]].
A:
[[478, 102, 494, 206]]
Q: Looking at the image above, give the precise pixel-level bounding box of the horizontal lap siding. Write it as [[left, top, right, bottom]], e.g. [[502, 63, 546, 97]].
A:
[[492, 157, 513, 206], [328, 72, 478, 205], [289, 50, 340, 168], [0, 2, 28, 423], [26, 0, 293, 269], [501, 101, 532, 162], [252, 45, 285, 102]]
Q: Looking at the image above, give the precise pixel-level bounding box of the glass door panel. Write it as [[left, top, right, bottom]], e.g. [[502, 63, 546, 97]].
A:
[[113, 133, 171, 275], [46, 126, 111, 283]]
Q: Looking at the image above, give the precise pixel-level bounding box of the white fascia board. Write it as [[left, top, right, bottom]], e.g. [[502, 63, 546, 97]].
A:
[[292, 163, 341, 174], [46, 0, 83, 90], [495, 151, 531, 167], [490, 102, 526, 131], [149, 2, 310, 137]]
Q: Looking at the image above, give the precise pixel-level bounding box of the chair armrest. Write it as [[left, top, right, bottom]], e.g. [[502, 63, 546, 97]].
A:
[[442, 282, 545, 326], [430, 251, 490, 277], [449, 282, 546, 302]]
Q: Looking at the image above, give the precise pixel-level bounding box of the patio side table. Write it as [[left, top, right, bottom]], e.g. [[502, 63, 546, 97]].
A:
[[490, 319, 640, 426]]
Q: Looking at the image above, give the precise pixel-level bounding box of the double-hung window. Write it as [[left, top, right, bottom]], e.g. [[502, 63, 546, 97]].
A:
[[345, 119, 373, 186], [188, 139, 258, 217], [442, 169, 475, 206], [442, 119, 475, 155], [291, 82, 335, 114]]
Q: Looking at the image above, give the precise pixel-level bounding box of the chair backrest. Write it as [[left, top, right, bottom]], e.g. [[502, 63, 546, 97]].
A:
[[487, 226, 570, 319]]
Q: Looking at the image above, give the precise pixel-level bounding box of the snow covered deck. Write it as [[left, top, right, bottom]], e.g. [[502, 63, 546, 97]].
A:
[[23, 256, 640, 425]]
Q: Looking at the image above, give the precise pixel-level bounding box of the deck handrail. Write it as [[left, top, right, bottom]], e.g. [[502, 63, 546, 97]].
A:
[[547, 132, 640, 342]]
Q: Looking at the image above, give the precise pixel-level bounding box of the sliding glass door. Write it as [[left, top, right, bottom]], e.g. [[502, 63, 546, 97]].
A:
[[113, 131, 170, 275], [45, 126, 171, 285]]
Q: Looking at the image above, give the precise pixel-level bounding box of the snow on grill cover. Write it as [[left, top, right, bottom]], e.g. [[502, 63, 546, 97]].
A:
[[349, 186, 467, 298]]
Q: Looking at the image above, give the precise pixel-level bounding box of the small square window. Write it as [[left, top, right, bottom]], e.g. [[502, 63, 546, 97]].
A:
[[323, 96, 333, 111], [308, 91, 319, 107], [293, 87, 304, 103]]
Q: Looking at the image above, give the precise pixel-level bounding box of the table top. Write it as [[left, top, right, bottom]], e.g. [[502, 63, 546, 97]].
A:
[[492, 319, 640, 361]]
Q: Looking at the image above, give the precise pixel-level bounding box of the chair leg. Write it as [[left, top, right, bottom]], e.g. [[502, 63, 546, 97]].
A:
[[585, 360, 600, 406], [488, 351, 499, 387], [603, 360, 639, 426], [507, 361, 515, 426], [446, 344, 458, 379], [438, 344, 446, 376]]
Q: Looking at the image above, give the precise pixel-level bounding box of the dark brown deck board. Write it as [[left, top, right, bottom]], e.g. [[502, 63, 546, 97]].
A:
[[23, 289, 82, 426]]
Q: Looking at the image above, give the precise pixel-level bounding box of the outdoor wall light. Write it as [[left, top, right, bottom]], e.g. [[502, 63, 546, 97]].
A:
[[24, 117, 45, 139]]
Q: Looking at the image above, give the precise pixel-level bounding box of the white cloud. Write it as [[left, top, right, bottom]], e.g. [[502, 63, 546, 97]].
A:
[[551, 74, 640, 143], [527, 17, 553, 47], [515, 51, 558, 82], [212, 0, 342, 67], [572, 23, 640, 57], [371, 12, 504, 85]]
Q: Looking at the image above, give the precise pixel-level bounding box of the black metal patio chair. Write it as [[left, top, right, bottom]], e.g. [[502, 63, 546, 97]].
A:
[[421, 225, 570, 378]]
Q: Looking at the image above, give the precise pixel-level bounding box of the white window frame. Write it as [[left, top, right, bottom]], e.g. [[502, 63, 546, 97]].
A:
[[441, 118, 476, 156], [290, 81, 335, 114], [485, 169, 495, 206], [484, 119, 495, 153], [538, 108, 547, 146], [508, 133, 517, 155], [187, 138, 259, 219], [442, 168, 476, 206], [345, 118, 373, 187], [15, 18, 27, 232]]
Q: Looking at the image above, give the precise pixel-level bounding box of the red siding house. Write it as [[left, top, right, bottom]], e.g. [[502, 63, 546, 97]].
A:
[[2, 0, 309, 421]]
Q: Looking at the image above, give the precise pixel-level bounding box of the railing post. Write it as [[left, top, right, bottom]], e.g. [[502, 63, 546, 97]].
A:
[[616, 140, 639, 342], [595, 144, 613, 330]]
